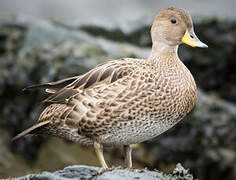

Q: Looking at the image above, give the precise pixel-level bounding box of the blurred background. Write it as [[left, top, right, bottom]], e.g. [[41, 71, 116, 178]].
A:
[[0, 0, 236, 179]]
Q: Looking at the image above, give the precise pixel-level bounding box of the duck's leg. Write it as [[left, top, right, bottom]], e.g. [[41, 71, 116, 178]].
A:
[[94, 141, 108, 168], [124, 145, 132, 168]]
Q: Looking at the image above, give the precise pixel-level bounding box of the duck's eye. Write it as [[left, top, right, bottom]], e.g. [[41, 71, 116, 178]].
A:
[[171, 18, 176, 24]]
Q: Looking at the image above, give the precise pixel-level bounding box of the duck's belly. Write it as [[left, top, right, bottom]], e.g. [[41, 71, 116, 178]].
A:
[[101, 115, 182, 147]]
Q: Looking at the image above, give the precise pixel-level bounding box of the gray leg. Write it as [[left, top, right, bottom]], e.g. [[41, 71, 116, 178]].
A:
[[124, 145, 132, 168], [94, 141, 108, 168]]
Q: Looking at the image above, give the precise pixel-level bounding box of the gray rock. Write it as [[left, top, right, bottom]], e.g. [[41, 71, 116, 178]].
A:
[[18, 164, 193, 180]]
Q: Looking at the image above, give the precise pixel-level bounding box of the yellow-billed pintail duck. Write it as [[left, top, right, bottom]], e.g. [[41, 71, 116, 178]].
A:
[[12, 7, 207, 168]]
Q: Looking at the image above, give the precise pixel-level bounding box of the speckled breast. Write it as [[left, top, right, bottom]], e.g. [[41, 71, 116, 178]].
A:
[[101, 68, 197, 147]]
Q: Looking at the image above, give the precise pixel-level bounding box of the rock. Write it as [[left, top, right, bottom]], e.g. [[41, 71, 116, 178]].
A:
[[18, 164, 194, 180]]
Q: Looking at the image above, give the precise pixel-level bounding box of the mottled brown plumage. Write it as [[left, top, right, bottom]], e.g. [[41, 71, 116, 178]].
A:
[[12, 7, 207, 168]]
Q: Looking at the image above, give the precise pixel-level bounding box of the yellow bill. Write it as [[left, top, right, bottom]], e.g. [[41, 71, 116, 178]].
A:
[[182, 28, 208, 48]]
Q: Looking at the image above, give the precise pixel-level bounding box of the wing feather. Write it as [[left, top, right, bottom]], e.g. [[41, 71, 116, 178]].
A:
[[25, 59, 138, 104]]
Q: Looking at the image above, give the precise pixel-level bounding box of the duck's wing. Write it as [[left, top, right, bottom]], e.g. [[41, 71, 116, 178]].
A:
[[42, 59, 138, 104]]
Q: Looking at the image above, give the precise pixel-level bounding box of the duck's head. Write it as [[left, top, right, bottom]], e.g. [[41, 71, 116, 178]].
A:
[[151, 7, 207, 48]]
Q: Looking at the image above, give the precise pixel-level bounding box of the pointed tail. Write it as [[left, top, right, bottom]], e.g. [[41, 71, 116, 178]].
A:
[[11, 120, 50, 142]]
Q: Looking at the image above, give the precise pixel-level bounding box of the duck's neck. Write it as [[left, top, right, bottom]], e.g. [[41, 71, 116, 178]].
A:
[[148, 42, 179, 64]]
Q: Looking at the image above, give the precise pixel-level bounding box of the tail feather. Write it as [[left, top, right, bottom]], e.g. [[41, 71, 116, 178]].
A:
[[22, 76, 79, 92], [11, 120, 50, 142]]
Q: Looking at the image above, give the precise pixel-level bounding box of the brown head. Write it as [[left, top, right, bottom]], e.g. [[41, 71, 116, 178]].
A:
[[151, 7, 207, 48]]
